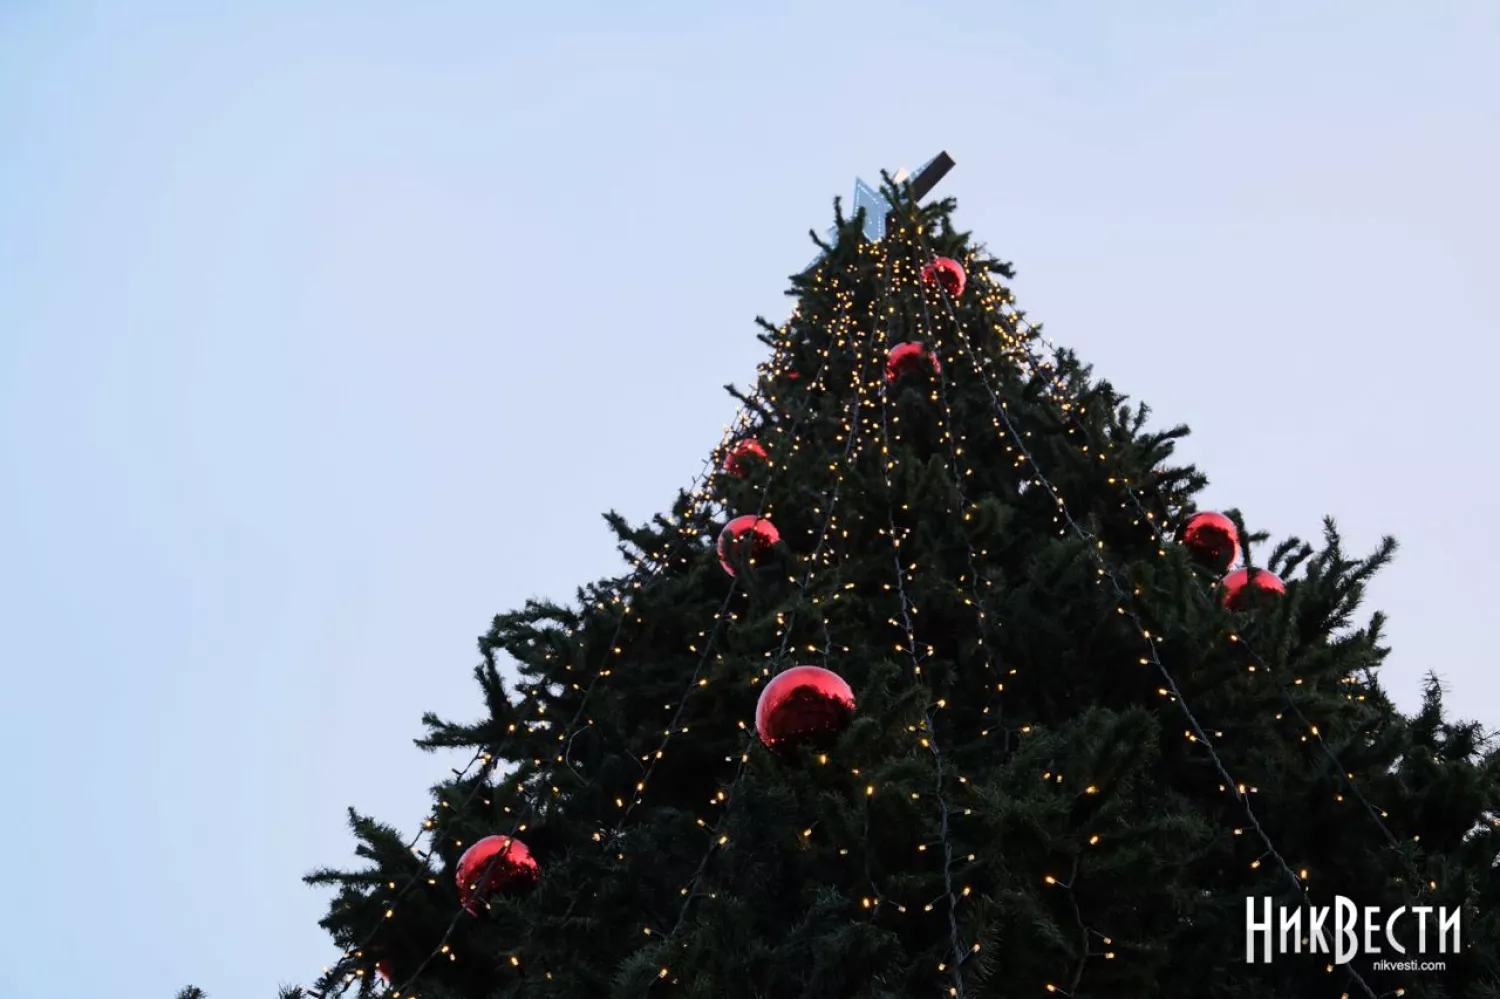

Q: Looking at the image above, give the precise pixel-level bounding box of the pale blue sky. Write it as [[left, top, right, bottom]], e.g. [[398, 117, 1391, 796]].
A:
[[1, 3, 1496, 997]]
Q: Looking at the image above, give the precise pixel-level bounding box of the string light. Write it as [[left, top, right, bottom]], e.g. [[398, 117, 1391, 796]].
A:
[[617, 263, 890, 986], [301, 185, 1428, 999], [911, 216, 1386, 999], [944, 224, 1444, 968], [874, 245, 968, 996], [298, 332, 816, 997], [978, 250, 1422, 894]]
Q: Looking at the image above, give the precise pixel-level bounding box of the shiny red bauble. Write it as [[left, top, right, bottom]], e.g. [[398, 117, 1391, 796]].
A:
[[1221, 568, 1286, 611], [717, 515, 781, 576], [756, 665, 856, 755], [1179, 511, 1240, 573], [454, 835, 540, 914], [921, 257, 966, 297], [886, 342, 940, 382], [722, 438, 768, 478], [376, 962, 392, 984]]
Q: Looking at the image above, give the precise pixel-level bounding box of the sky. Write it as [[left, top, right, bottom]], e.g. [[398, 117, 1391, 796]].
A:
[[1, 2, 1496, 996]]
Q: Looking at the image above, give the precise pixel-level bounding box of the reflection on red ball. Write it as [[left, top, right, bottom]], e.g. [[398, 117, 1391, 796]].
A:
[[455, 835, 540, 914], [1180, 511, 1239, 572], [921, 257, 966, 297], [376, 962, 392, 984], [886, 342, 940, 383], [1221, 568, 1286, 611], [756, 665, 856, 754], [722, 439, 768, 478], [717, 515, 781, 576]]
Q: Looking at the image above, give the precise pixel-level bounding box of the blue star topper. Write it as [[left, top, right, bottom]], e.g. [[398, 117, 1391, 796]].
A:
[[848, 175, 896, 243], [805, 152, 954, 270]]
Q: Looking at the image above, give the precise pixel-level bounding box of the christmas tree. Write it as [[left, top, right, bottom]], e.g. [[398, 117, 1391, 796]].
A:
[[262, 161, 1500, 999]]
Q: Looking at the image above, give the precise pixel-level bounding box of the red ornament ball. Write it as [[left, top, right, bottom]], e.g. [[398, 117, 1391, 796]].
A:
[[722, 438, 768, 478], [1221, 567, 1286, 611], [454, 835, 540, 914], [886, 341, 940, 383], [921, 257, 966, 297], [1180, 511, 1240, 572], [717, 515, 780, 576], [376, 962, 392, 984], [756, 665, 856, 754]]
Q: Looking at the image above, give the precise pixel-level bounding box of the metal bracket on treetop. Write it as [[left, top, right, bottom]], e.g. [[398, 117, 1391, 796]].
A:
[[806, 151, 955, 269]]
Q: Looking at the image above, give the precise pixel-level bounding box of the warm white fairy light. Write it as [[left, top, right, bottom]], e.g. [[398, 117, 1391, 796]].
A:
[[981, 264, 1416, 899], [313, 194, 1422, 999], [301, 331, 814, 997], [914, 228, 1394, 999]]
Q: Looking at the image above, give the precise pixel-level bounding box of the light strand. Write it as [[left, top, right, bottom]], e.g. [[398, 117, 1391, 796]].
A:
[[312, 333, 799, 998], [971, 253, 1432, 912], [911, 220, 1382, 999], [874, 244, 969, 998], [393, 330, 842, 992], [639, 270, 882, 992]]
